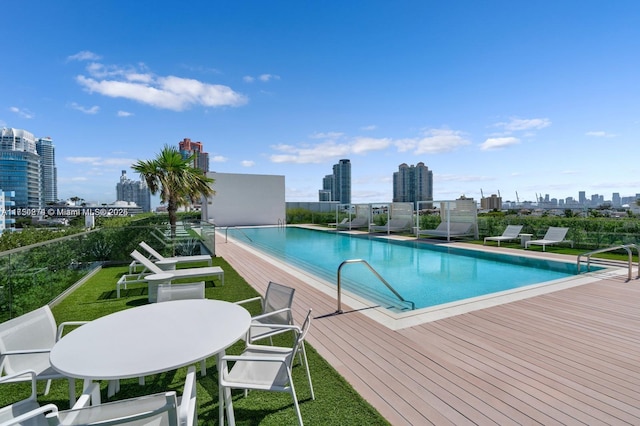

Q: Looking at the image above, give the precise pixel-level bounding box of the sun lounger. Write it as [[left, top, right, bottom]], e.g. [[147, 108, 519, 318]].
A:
[[369, 218, 412, 233], [139, 241, 212, 265], [483, 225, 523, 246], [524, 227, 573, 251], [336, 217, 369, 230], [130, 250, 224, 285], [417, 222, 473, 241]]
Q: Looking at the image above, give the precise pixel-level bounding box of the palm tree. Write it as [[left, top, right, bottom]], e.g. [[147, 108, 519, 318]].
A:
[[132, 145, 215, 236]]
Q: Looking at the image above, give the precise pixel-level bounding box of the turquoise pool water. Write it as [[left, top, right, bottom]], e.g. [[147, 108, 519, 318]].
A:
[[229, 227, 590, 312]]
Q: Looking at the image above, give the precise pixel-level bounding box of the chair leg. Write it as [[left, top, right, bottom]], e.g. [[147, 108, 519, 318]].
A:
[[300, 343, 315, 400], [200, 359, 207, 376], [44, 379, 52, 395], [288, 380, 304, 426]]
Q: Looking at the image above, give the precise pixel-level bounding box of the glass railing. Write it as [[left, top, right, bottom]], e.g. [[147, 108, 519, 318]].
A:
[[0, 221, 215, 322]]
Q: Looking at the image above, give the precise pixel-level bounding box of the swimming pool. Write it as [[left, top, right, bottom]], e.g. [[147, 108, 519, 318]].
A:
[[227, 226, 599, 313]]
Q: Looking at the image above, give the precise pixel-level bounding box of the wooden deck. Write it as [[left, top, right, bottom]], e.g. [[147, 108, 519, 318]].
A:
[[215, 236, 640, 425]]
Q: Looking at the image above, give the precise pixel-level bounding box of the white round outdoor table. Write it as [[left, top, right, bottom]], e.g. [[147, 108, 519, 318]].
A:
[[50, 299, 251, 425]]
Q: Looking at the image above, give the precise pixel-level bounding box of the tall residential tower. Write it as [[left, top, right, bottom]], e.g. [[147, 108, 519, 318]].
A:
[[0, 128, 42, 209], [116, 170, 151, 212], [319, 159, 351, 204], [178, 138, 209, 173], [36, 136, 57, 205], [393, 162, 433, 205]]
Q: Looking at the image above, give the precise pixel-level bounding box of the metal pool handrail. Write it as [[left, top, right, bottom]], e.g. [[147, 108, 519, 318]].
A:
[[224, 226, 253, 243], [577, 244, 639, 281], [336, 259, 415, 313]]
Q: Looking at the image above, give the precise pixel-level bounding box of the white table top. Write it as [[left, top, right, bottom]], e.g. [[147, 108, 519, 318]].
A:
[[50, 299, 251, 381]]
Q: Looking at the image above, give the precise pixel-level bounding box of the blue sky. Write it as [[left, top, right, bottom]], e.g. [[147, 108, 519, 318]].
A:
[[2, 1, 640, 207]]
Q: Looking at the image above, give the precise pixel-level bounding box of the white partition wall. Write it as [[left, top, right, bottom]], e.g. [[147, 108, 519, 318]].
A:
[[201, 172, 285, 227]]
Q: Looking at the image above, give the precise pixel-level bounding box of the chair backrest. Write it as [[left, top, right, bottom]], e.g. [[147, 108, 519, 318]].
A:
[[139, 241, 164, 261], [156, 282, 205, 303], [0, 306, 57, 375], [502, 225, 523, 237], [48, 392, 180, 426], [543, 227, 569, 241], [130, 250, 163, 274], [295, 309, 313, 349], [262, 282, 295, 325]]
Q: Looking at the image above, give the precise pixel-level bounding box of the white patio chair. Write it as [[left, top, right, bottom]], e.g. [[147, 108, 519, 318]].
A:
[[0, 305, 87, 406], [156, 282, 208, 376], [234, 281, 295, 344], [156, 282, 205, 303], [0, 370, 57, 426], [42, 365, 197, 426], [219, 309, 315, 426]]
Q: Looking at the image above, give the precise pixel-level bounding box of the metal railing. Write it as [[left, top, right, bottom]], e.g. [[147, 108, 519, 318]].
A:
[[336, 259, 415, 313], [577, 244, 639, 281], [223, 226, 253, 243]]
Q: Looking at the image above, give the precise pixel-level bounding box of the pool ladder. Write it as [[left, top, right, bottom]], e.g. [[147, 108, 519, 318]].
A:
[[223, 226, 253, 243], [577, 243, 640, 281], [336, 259, 415, 313]]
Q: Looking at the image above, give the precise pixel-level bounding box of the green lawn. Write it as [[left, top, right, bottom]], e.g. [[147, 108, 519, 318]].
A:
[[1, 259, 390, 425]]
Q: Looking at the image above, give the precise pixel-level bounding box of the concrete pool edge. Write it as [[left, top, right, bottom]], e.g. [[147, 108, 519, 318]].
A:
[[219, 225, 625, 330]]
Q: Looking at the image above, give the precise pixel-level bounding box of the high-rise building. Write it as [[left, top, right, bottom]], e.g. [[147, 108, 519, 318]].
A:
[[116, 170, 151, 212], [36, 137, 57, 205], [318, 159, 351, 204], [0, 190, 16, 233], [612, 192, 621, 207], [393, 162, 433, 205], [0, 128, 42, 209], [578, 191, 586, 205], [178, 138, 209, 173]]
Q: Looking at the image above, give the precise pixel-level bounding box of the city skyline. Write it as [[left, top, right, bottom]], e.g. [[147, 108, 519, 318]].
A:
[[1, 2, 640, 208]]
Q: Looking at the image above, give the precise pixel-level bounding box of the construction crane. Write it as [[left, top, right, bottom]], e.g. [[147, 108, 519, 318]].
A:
[[516, 191, 520, 203], [480, 188, 484, 199]]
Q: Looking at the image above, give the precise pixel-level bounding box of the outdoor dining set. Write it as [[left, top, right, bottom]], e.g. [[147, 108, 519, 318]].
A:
[[0, 242, 315, 426]]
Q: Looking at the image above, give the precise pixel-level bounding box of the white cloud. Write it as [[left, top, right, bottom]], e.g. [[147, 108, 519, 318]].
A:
[[70, 102, 100, 114], [480, 137, 520, 150], [65, 156, 135, 166], [211, 155, 228, 163], [309, 131, 344, 140], [586, 131, 616, 138], [73, 57, 248, 111], [241, 160, 255, 167], [259, 74, 280, 82], [361, 125, 377, 131], [9, 106, 34, 119], [494, 117, 551, 132], [271, 128, 468, 163], [352, 137, 391, 153], [67, 51, 102, 62], [396, 129, 471, 154], [244, 74, 280, 83], [117, 111, 133, 117]]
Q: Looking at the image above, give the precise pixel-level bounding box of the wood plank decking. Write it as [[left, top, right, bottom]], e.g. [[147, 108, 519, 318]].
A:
[[215, 236, 640, 425]]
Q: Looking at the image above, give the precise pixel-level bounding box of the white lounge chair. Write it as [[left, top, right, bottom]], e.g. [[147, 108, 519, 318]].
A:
[[417, 222, 473, 241], [219, 310, 315, 426], [336, 217, 369, 230], [130, 250, 224, 285], [0, 305, 88, 406], [483, 225, 523, 246], [139, 241, 212, 266], [525, 227, 573, 251], [369, 218, 412, 234]]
